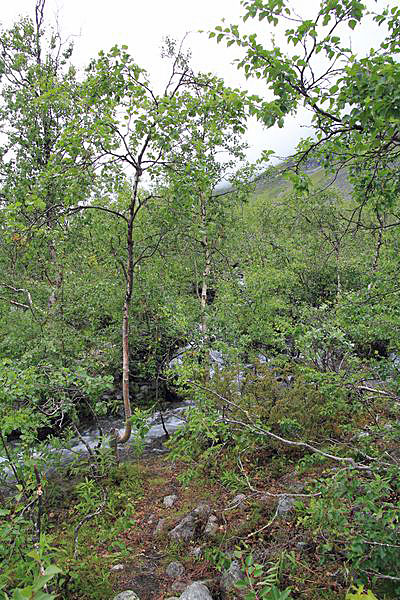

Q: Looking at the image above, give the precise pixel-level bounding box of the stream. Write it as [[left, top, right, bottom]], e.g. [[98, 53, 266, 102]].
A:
[[0, 348, 282, 488], [0, 401, 190, 486]]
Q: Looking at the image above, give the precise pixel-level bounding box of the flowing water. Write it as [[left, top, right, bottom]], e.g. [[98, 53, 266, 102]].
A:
[[0, 401, 190, 486]]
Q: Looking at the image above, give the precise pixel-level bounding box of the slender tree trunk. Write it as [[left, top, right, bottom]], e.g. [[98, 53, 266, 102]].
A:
[[113, 170, 142, 451], [119, 294, 132, 443]]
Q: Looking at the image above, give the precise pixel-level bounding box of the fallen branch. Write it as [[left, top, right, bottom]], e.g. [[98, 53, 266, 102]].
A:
[[189, 380, 379, 472], [362, 570, 400, 582]]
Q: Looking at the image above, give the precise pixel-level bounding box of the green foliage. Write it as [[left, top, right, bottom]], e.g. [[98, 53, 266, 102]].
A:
[[0, 2, 400, 598], [215, 0, 400, 207], [74, 478, 102, 515], [346, 585, 379, 600], [297, 469, 400, 594], [0, 500, 61, 598], [128, 406, 154, 456], [233, 549, 292, 600], [6, 564, 62, 600]]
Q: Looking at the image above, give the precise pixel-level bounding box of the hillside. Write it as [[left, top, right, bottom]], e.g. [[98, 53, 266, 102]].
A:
[[254, 163, 352, 199]]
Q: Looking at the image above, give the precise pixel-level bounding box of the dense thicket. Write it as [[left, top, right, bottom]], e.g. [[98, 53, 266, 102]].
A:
[[1, 1, 400, 599]]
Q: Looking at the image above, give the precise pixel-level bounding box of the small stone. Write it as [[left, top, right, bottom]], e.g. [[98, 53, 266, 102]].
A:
[[169, 514, 197, 542], [204, 515, 218, 537], [164, 494, 178, 508], [165, 597, 180, 600], [296, 542, 307, 551], [169, 504, 211, 542], [113, 592, 140, 600], [231, 494, 246, 508], [110, 564, 124, 571], [154, 518, 166, 536], [166, 561, 185, 578], [193, 502, 211, 518], [190, 546, 203, 559], [169, 515, 196, 542], [147, 513, 156, 524], [279, 471, 304, 493], [276, 496, 295, 516], [179, 582, 213, 600]]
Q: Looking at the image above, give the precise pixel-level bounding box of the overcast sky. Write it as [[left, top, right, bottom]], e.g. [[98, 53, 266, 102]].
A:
[[0, 0, 389, 163]]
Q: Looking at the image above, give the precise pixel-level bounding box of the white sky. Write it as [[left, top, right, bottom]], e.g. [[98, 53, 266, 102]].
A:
[[0, 0, 389, 163]]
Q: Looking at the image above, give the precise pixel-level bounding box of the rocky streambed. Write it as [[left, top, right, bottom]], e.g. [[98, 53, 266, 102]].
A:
[[0, 401, 191, 487]]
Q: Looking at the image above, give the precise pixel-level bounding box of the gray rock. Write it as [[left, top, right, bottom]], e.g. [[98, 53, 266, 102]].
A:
[[113, 592, 140, 600], [220, 560, 244, 593], [166, 597, 180, 600], [169, 503, 211, 542], [356, 430, 370, 440], [204, 514, 218, 537], [110, 563, 124, 571], [169, 514, 197, 541], [190, 546, 203, 559], [154, 518, 166, 536], [276, 496, 295, 516], [166, 561, 185, 578], [296, 542, 307, 551], [164, 494, 178, 508], [179, 582, 213, 600], [231, 494, 246, 508], [193, 502, 211, 517]]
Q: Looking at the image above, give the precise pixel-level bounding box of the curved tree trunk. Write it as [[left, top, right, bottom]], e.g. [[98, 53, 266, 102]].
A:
[[112, 172, 141, 457]]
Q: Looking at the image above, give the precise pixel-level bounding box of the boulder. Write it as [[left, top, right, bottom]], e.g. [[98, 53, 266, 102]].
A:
[[179, 582, 213, 599], [193, 502, 211, 518], [169, 513, 197, 542]]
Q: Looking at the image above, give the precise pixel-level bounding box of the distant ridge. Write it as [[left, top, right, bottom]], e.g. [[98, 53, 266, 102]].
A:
[[254, 159, 352, 198]]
